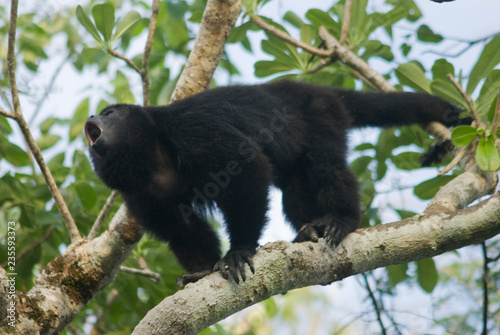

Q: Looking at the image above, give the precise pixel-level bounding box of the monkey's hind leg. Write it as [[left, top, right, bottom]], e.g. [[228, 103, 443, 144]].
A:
[[283, 136, 361, 247]]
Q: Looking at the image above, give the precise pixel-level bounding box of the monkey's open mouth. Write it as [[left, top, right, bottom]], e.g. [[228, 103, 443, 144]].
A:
[[85, 121, 102, 146]]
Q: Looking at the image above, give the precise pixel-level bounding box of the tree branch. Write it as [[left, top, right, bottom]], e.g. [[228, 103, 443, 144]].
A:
[[7, 0, 80, 243], [88, 190, 119, 240], [170, 0, 242, 101], [141, 0, 160, 106], [339, 0, 352, 45], [0, 107, 16, 119], [107, 48, 142, 74], [0, 205, 143, 334], [250, 15, 332, 57], [447, 74, 482, 126], [132, 193, 500, 334], [120, 266, 161, 283]]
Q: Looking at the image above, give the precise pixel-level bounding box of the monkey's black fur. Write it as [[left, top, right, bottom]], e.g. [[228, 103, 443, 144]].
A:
[[85, 80, 467, 283]]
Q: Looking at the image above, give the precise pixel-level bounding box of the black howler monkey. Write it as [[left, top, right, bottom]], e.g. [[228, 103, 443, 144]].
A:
[[85, 80, 466, 283]]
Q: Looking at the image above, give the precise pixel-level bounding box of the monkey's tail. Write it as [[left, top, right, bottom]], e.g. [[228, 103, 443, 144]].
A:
[[333, 89, 469, 129]]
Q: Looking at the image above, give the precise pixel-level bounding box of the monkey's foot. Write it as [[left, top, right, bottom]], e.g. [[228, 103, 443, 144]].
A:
[[293, 218, 329, 243], [214, 248, 256, 284], [176, 270, 212, 287], [294, 216, 357, 248]]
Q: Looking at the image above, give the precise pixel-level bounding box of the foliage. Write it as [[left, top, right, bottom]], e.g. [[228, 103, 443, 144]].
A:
[[0, 0, 499, 333]]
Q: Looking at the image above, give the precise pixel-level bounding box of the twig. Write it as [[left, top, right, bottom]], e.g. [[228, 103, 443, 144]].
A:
[[447, 74, 482, 126], [361, 273, 387, 335], [481, 242, 489, 335], [141, 0, 160, 106], [491, 89, 500, 137], [107, 48, 142, 74], [7, 0, 81, 243], [438, 147, 467, 176], [0, 107, 16, 119], [250, 15, 332, 58], [339, 0, 352, 45], [88, 190, 119, 240], [0, 89, 13, 111], [170, 0, 242, 101], [318, 26, 397, 93], [306, 58, 336, 74], [120, 266, 161, 283]]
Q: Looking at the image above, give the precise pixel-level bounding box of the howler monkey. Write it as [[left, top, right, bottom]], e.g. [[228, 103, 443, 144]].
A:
[[85, 80, 466, 283]]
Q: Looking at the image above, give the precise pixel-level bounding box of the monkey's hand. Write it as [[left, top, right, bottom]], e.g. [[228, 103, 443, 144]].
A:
[[214, 248, 256, 284]]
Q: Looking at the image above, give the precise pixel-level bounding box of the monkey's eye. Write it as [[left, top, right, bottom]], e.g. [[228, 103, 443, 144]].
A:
[[102, 109, 115, 116]]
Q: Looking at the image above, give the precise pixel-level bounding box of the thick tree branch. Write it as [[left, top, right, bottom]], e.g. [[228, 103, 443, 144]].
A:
[[425, 168, 496, 214], [170, 0, 242, 101], [0, 205, 143, 334], [141, 0, 160, 106], [133, 193, 500, 334], [7, 0, 80, 243]]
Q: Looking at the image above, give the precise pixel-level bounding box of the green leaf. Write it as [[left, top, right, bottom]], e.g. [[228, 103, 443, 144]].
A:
[[255, 60, 294, 78], [40, 117, 57, 134], [70, 98, 89, 142], [476, 70, 500, 117], [392, 152, 422, 170], [414, 175, 455, 200], [395, 210, 417, 219], [430, 79, 468, 110], [387, 263, 408, 286], [72, 150, 94, 179], [36, 134, 61, 151], [76, 5, 104, 47], [395, 62, 431, 93], [300, 25, 316, 45], [350, 156, 373, 176], [488, 96, 498, 123], [92, 3, 115, 44], [401, 43, 411, 56], [417, 25, 443, 43], [451, 125, 477, 148], [354, 143, 375, 151], [75, 181, 97, 211], [0, 142, 31, 167], [305, 9, 341, 37], [113, 11, 141, 43], [416, 258, 438, 293], [82, 47, 106, 57], [476, 136, 500, 171], [283, 11, 305, 28], [467, 36, 500, 95], [432, 59, 454, 81], [227, 21, 252, 44]]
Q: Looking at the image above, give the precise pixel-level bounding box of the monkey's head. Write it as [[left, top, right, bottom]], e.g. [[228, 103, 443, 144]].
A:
[[85, 104, 157, 193]]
